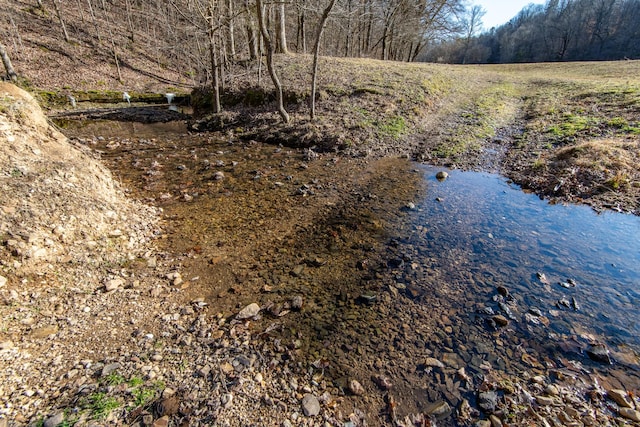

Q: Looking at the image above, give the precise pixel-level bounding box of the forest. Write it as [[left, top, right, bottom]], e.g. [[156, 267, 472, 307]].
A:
[[426, 0, 640, 63]]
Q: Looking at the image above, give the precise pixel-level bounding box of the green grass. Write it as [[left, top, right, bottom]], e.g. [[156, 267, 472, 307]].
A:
[[87, 392, 120, 420]]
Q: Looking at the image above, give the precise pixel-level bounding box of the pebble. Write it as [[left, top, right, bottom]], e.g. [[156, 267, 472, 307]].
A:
[[536, 395, 555, 406], [619, 408, 640, 422], [101, 362, 120, 377], [586, 344, 611, 364], [478, 391, 498, 412], [0, 341, 14, 350], [489, 414, 502, 427], [349, 379, 365, 396], [436, 171, 449, 180], [426, 401, 451, 419], [492, 315, 509, 327], [43, 413, 64, 427], [221, 393, 233, 408], [236, 303, 261, 320], [105, 278, 125, 292], [301, 394, 320, 417], [0, 275, 6, 287], [152, 416, 169, 427], [608, 389, 633, 408], [213, 171, 225, 181], [424, 357, 445, 368], [291, 295, 303, 310]]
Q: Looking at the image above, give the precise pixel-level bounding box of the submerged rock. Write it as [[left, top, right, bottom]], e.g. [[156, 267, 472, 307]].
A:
[[436, 171, 449, 181]]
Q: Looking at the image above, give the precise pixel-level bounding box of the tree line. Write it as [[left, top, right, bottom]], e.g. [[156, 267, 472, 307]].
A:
[[424, 0, 640, 63]]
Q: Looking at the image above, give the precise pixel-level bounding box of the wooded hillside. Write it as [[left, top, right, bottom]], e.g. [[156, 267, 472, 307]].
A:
[[425, 0, 640, 63], [0, 0, 471, 91]]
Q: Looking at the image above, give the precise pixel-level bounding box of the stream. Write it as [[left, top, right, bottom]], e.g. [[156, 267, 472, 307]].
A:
[[59, 119, 640, 425]]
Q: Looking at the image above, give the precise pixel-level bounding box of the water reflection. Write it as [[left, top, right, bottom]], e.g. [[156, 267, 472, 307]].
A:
[[411, 166, 640, 362]]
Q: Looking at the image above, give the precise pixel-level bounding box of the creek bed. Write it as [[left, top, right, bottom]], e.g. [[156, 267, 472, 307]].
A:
[[61, 119, 640, 426]]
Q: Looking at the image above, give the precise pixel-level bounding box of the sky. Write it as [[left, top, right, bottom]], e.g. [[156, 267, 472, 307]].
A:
[[472, 0, 545, 30]]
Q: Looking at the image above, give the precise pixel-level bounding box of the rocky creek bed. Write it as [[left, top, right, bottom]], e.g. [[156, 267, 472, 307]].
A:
[[1, 88, 639, 427]]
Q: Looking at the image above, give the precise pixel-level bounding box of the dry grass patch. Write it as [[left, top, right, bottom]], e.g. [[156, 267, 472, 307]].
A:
[[552, 138, 639, 190]]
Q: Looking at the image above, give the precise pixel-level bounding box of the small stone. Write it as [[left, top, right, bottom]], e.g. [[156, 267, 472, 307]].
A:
[[291, 295, 303, 310], [43, 412, 64, 427], [478, 391, 498, 412], [492, 315, 509, 327], [105, 278, 124, 292], [489, 414, 502, 427], [349, 379, 365, 396], [373, 375, 392, 390], [436, 171, 449, 180], [536, 395, 554, 406], [0, 275, 6, 287], [608, 389, 633, 408], [221, 393, 233, 408], [0, 341, 14, 350], [424, 357, 445, 368], [619, 408, 640, 422], [291, 265, 305, 277], [236, 303, 261, 320], [426, 401, 451, 419], [545, 384, 559, 396], [301, 394, 320, 417], [157, 397, 179, 416], [152, 415, 169, 427], [31, 326, 58, 339], [213, 171, 225, 181], [101, 362, 120, 377], [586, 344, 612, 364], [496, 286, 509, 297]]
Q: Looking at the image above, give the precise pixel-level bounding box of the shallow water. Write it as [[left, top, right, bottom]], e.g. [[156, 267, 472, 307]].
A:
[[61, 120, 640, 423], [412, 167, 640, 355]]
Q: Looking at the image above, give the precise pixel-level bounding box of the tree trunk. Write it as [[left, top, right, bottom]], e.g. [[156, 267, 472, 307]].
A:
[[87, 0, 101, 43], [276, 3, 289, 54], [310, 0, 337, 121], [208, 2, 222, 113], [226, 0, 236, 59], [244, 0, 258, 60], [0, 41, 18, 81], [52, 0, 70, 42], [256, 0, 289, 123]]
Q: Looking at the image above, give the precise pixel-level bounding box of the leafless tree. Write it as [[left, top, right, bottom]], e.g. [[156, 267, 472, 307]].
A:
[[256, 0, 289, 123], [0, 40, 18, 81], [310, 0, 336, 120], [52, 0, 70, 42]]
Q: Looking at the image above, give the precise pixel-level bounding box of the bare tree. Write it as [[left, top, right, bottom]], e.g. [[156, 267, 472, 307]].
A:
[[0, 41, 18, 81], [256, 0, 289, 123], [52, 0, 70, 42], [275, 2, 289, 54], [310, 0, 336, 120]]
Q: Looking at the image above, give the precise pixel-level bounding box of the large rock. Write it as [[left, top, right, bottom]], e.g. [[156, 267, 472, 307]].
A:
[[301, 394, 320, 417]]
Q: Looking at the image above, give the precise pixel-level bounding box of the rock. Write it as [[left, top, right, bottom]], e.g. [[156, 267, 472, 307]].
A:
[[536, 395, 554, 406], [105, 278, 125, 291], [213, 171, 225, 181], [43, 413, 64, 427], [424, 357, 445, 368], [152, 415, 169, 427], [373, 375, 392, 390], [425, 401, 451, 419], [475, 421, 491, 427], [221, 393, 233, 408], [608, 389, 633, 408], [31, 326, 58, 339], [157, 396, 180, 416], [0, 275, 6, 287], [236, 303, 261, 320], [545, 384, 559, 396], [291, 265, 305, 277], [492, 315, 509, 327], [349, 379, 365, 396], [301, 394, 320, 417], [477, 391, 498, 412], [489, 414, 502, 427], [496, 286, 509, 298], [291, 295, 303, 310], [101, 362, 120, 377], [620, 408, 640, 422], [586, 344, 612, 364], [436, 171, 449, 180], [0, 341, 14, 350]]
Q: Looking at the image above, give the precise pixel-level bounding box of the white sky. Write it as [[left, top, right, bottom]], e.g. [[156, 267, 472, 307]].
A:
[[471, 0, 546, 30]]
